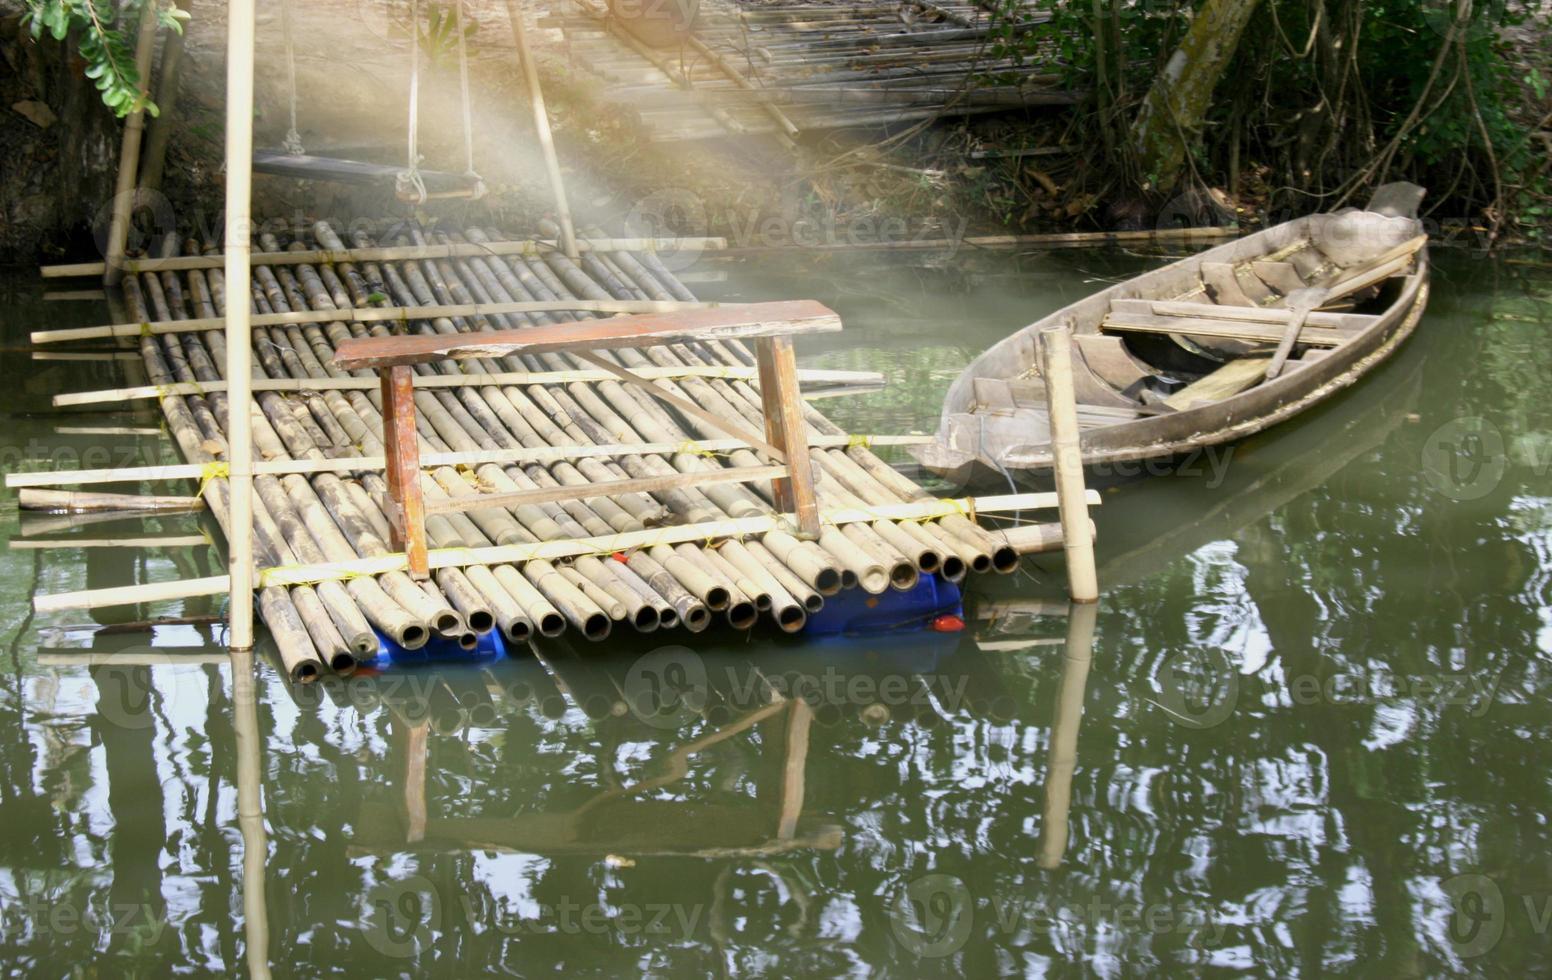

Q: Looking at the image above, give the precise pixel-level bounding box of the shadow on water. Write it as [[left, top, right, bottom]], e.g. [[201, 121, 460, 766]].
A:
[[1, 249, 1550, 974]]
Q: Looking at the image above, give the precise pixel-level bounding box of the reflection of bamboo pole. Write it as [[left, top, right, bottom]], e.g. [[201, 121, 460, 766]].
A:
[[776, 698, 812, 840], [102, 1, 160, 286], [391, 716, 430, 843], [225, 0, 259, 648], [231, 648, 273, 978], [504, 0, 579, 258], [1039, 601, 1096, 870]]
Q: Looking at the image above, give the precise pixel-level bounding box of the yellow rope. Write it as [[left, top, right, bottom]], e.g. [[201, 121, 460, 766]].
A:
[[197, 461, 230, 498]]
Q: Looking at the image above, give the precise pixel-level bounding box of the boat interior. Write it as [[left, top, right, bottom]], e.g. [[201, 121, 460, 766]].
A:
[[962, 212, 1428, 435]]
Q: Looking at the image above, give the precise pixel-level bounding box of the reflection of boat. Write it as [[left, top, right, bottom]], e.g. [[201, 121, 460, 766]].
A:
[[915, 184, 1430, 487], [964, 332, 1425, 599], [1092, 333, 1427, 590]]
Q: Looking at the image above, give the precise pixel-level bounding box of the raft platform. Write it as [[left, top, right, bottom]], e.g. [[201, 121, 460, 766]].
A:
[[19, 225, 1098, 681]]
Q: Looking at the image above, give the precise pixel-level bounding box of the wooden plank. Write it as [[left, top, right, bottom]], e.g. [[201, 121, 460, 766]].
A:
[[423, 464, 789, 515], [33, 491, 1103, 610], [1165, 357, 1273, 411], [52, 365, 884, 407], [1102, 312, 1348, 347], [32, 298, 718, 344], [381, 366, 429, 578], [1116, 299, 1375, 331], [3, 435, 932, 489], [253, 150, 476, 189], [756, 336, 820, 536], [332, 301, 843, 370]]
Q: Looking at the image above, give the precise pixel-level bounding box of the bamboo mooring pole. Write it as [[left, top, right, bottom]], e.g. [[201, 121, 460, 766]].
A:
[[102, 1, 161, 286], [1039, 326, 1099, 603], [225, 0, 259, 649], [505, 0, 579, 258]]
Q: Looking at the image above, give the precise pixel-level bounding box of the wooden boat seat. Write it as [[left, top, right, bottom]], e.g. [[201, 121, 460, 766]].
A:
[[1101, 311, 1351, 347], [1109, 299, 1377, 332], [1165, 357, 1272, 411]]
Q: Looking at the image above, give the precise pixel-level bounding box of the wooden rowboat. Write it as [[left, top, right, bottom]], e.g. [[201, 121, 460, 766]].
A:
[[914, 183, 1431, 486]]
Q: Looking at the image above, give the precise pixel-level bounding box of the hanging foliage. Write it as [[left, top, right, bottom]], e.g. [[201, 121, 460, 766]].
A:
[[20, 0, 190, 117]]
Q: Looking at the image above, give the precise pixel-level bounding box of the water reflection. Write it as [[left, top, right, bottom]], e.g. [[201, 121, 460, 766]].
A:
[[4, 254, 1551, 974], [6, 600, 1103, 974]]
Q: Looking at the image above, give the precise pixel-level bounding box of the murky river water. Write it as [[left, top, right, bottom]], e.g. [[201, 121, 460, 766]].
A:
[[1, 247, 1549, 975]]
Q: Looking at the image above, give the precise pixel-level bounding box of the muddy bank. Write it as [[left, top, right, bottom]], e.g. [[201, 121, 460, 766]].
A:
[[1, 3, 122, 265]]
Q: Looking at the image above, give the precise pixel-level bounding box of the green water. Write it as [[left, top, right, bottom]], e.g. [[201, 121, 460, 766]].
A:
[[1, 248, 1549, 975]]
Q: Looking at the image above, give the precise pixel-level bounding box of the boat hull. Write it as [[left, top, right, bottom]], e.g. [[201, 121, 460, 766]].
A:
[[915, 203, 1431, 490]]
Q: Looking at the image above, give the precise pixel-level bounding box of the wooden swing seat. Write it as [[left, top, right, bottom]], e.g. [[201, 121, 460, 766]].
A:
[[252, 149, 485, 200]]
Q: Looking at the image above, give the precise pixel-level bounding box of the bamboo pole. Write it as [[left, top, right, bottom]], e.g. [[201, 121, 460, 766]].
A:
[[138, 0, 191, 193], [225, 0, 258, 649], [4, 435, 927, 489], [1038, 326, 1099, 603], [7, 535, 209, 550], [40, 238, 729, 279], [31, 298, 719, 344], [102, 1, 160, 286], [50, 366, 882, 406], [16, 488, 204, 512], [504, 0, 578, 258], [31, 493, 1086, 611]]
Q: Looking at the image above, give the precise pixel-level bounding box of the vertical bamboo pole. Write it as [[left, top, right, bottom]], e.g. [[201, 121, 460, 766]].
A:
[[138, 0, 192, 193], [503, 0, 579, 259], [226, 0, 258, 648], [1039, 326, 1099, 602], [102, 1, 161, 286]]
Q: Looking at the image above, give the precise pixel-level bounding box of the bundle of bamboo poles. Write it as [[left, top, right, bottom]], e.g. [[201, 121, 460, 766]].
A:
[[110, 221, 1018, 682], [561, 0, 1073, 142]]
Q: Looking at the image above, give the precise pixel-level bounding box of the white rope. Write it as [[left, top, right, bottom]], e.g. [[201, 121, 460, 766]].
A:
[[280, 0, 305, 155], [396, 0, 428, 204], [454, 0, 487, 199]]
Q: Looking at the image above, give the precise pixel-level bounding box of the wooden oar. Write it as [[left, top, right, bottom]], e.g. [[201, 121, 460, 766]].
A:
[[1265, 287, 1325, 379]]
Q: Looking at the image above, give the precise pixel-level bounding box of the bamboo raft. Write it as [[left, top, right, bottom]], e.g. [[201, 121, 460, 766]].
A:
[[24, 223, 1095, 682], [556, 0, 1075, 143]]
